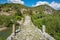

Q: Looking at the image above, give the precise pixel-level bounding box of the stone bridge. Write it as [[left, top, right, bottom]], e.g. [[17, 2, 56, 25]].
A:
[[7, 15, 55, 40]]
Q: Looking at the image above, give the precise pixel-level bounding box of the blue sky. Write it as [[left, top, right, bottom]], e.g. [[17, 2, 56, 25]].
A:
[[0, 0, 60, 10], [23, 0, 60, 7]]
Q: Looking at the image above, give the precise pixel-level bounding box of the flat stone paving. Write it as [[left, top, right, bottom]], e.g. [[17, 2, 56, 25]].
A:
[[15, 15, 47, 40]]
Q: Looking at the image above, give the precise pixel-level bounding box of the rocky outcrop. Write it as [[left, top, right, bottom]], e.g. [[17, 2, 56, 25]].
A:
[[43, 6, 53, 14]]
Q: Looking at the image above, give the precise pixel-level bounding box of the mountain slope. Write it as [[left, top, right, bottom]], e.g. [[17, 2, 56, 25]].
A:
[[0, 3, 60, 40]]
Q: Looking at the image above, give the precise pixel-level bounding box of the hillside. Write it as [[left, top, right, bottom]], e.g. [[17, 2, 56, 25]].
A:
[[0, 3, 60, 40], [0, 3, 57, 15]]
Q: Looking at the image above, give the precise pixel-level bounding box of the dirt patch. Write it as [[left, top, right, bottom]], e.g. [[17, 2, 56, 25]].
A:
[[0, 27, 7, 31]]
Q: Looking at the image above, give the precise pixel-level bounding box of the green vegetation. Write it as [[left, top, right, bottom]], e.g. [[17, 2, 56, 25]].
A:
[[0, 3, 24, 40], [0, 13, 23, 40], [30, 11, 60, 40], [0, 3, 60, 40]]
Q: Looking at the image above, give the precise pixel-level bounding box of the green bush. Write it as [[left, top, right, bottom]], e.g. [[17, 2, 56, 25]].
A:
[[31, 12, 60, 40]]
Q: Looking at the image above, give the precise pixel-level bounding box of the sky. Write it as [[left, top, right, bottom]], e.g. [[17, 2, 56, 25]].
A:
[[0, 0, 60, 10]]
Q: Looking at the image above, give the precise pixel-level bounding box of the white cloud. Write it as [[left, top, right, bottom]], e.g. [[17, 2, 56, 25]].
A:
[[50, 1, 60, 10], [7, 0, 24, 4], [32, 1, 60, 10], [32, 1, 49, 6]]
